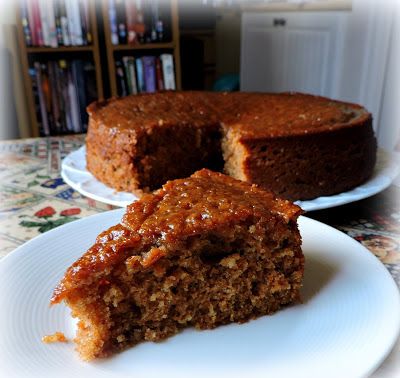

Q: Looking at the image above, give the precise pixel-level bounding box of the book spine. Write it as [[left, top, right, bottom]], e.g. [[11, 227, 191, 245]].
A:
[[115, 60, 128, 96], [20, 0, 32, 46], [127, 56, 138, 94], [160, 54, 175, 90], [27, 0, 37, 45], [68, 65, 82, 132], [59, 60, 73, 132], [125, 0, 137, 45], [155, 56, 164, 90], [73, 60, 88, 130], [48, 61, 61, 132], [149, 0, 159, 42], [28, 67, 41, 122], [81, 0, 92, 44], [31, 0, 44, 46], [59, 0, 71, 46], [115, 0, 127, 44], [53, 0, 64, 46], [46, 0, 58, 47], [34, 62, 50, 135], [54, 61, 66, 132], [135, 57, 145, 93], [41, 63, 55, 133], [122, 56, 132, 94], [142, 0, 152, 43], [38, 0, 50, 46], [142, 56, 156, 93], [83, 61, 98, 104], [79, 0, 87, 45], [135, 0, 146, 44], [66, 0, 83, 45], [108, 0, 119, 45]]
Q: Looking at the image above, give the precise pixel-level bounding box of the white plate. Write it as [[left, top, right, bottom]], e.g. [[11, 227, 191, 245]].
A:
[[0, 210, 399, 378], [61, 147, 400, 211]]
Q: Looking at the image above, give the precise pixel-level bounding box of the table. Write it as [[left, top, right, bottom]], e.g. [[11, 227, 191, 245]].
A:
[[0, 135, 399, 377]]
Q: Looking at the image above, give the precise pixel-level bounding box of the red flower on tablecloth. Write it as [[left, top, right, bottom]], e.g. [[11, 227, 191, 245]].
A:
[[60, 208, 81, 216], [34, 206, 56, 218]]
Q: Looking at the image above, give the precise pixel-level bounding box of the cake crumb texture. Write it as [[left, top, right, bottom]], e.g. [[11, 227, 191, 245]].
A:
[[52, 169, 304, 360]]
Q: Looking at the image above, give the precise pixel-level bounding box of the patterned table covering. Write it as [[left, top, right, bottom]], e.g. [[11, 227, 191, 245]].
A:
[[0, 135, 399, 377]]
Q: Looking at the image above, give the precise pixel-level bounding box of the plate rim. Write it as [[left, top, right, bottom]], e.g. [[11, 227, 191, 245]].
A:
[[61, 146, 400, 211], [0, 210, 399, 378]]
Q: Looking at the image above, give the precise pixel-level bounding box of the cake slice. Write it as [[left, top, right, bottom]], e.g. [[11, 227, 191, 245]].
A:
[[51, 169, 304, 360]]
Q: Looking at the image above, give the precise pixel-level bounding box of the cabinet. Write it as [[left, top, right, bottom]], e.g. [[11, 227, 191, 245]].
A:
[[240, 12, 348, 97]]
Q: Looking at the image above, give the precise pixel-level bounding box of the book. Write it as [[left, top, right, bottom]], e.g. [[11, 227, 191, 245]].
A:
[[53, 0, 64, 46], [30, 0, 44, 46], [142, 56, 156, 93], [122, 56, 138, 95], [20, 0, 32, 46], [160, 54, 175, 90], [108, 0, 119, 45], [80, 0, 92, 44], [125, 0, 138, 45], [33, 62, 50, 135], [59, 0, 71, 46], [155, 57, 164, 91], [135, 57, 145, 93], [115, 60, 128, 96], [67, 68, 82, 132], [149, 0, 159, 42], [28, 67, 42, 127], [59, 60, 73, 132], [71, 60, 88, 131], [48, 61, 61, 132], [40, 63, 54, 132], [45, 0, 58, 47], [54, 61, 67, 132], [26, 0, 38, 45], [38, 0, 50, 46], [135, 0, 146, 44], [65, 0, 83, 45], [115, 0, 127, 44], [83, 62, 98, 104]]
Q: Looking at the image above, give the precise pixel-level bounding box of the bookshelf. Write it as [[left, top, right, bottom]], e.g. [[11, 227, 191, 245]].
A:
[[16, 0, 104, 137], [102, 0, 182, 97]]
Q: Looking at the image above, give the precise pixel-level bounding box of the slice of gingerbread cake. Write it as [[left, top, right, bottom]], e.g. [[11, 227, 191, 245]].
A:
[[51, 169, 304, 360]]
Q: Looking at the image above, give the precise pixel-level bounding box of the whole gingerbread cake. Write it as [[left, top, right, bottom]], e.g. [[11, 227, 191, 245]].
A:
[[51, 169, 304, 360], [86, 91, 376, 201]]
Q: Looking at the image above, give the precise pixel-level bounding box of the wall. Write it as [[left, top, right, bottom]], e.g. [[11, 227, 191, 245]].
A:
[[0, 0, 30, 140]]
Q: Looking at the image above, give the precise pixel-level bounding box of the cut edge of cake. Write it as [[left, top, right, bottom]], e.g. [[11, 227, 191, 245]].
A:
[[51, 169, 304, 360]]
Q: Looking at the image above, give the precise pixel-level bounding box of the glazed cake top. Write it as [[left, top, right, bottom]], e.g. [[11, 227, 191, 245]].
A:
[[51, 169, 302, 304], [87, 91, 371, 138]]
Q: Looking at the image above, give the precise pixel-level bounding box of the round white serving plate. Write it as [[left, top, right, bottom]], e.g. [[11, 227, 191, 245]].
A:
[[0, 210, 399, 378], [61, 147, 400, 211]]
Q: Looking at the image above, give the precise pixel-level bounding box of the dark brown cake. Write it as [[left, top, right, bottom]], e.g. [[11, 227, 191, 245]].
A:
[[51, 169, 304, 360], [86, 91, 376, 201]]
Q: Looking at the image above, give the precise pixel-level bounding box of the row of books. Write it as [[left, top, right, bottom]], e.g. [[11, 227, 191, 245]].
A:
[[115, 53, 175, 96], [20, 0, 92, 47], [29, 60, 97, 136], [109, 0, 172, 45]]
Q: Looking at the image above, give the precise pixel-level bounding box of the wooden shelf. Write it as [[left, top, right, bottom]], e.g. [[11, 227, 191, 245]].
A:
[[111, 42, 175, 51], [26, 46, 95, 54]]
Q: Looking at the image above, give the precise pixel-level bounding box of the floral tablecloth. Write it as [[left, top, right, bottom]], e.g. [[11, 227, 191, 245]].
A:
[[0, 135, 399, 377]]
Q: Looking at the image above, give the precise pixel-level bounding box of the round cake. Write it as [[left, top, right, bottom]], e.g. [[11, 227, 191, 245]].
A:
[[86, 91, 376, 201]]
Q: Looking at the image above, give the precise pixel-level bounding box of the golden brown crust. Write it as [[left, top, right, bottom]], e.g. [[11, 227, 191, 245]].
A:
[[86, 91, 376, 200], [52, 169, 302, 304], [52, 169, 304, 360]]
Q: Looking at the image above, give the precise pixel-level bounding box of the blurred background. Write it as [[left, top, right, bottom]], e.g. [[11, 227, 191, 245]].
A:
[[0, 0, 398, 151]]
